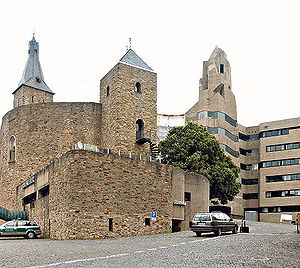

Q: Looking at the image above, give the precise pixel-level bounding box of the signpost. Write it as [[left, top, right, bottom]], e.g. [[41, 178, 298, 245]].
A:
[[151, 211, 157, 221], [297, 213, 300, 234]]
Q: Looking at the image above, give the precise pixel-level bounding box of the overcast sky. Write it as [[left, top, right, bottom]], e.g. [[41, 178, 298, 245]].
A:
[[1, 0, 299, 127]]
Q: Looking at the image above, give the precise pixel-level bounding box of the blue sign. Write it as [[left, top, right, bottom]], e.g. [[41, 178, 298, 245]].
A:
[[151, 211, 157, 218]]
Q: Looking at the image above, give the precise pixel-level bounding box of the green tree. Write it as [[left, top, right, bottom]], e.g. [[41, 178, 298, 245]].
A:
[[159, 122, 239, 204]]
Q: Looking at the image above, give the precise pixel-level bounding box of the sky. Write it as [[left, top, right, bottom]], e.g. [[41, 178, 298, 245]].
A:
[[0, 0, 300, 127]]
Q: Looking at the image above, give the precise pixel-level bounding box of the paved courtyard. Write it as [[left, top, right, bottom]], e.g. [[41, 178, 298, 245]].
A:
[[0, 221, 299, 267]]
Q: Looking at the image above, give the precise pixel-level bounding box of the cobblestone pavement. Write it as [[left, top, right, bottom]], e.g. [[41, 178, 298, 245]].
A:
[[0, 221, 299, 267]]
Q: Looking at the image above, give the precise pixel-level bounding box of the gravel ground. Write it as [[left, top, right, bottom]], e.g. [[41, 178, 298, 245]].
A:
[[0, 221, 299, 268]]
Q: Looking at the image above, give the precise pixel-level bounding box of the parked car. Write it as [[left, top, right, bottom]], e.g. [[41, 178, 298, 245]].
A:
[[0, 220, 41, 239], [191, 212, 238, 236]]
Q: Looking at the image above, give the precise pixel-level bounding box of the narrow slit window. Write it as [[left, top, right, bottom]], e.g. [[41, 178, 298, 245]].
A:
[[135, 82, 141, 93], [106, 86, 110, 97], [220, 64, 224, 74], [109, 218, 113, 232]]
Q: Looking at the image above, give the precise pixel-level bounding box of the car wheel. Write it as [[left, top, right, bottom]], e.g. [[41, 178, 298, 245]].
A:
[[214, 228, 221, 236], [26, 231, 35, 239], [196, 232, 201, 237], [232, 225, 238, 234]]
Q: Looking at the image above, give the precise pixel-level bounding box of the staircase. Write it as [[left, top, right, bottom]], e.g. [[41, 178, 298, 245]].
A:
[[150, 142, 159, 159], [136, 130, 160, 159]]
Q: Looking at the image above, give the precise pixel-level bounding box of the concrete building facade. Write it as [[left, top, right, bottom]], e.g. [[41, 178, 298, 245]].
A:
[[160, 46, 300, 222]]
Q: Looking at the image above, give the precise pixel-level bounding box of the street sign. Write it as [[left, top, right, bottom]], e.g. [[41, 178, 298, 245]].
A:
[[151, 211, 157, 221]]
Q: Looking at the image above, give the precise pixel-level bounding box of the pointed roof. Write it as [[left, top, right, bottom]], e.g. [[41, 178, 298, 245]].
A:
[[13, 35, 54, 94], [209, 45, 227, 61], [119, 49, 154, 72]]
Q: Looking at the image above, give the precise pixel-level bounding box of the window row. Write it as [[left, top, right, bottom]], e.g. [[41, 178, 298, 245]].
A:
[[207, 127, 238, 142], [242, 178, 258, 185], [240, 148, 259, 156], [243, 193, 258, 200], [261, 128, 289, 138], [260, 205, 300, 213], [220, 144, 239, 158], [260, 158, 300, 168], [240, 163, 258, 171], [266, 189, 300, 198], [266, 173, 300, 183], [106, 82, 142, 97], [238, 133, 259, 141], [239, 127, 293, 141], [198, 110, 237, 127], [266, 141, 300, 152]]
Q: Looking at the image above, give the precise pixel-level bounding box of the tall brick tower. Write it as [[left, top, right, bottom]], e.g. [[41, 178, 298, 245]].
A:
[[12, 34, 54, 108], [185, 46, 242, 216], [100, 48, 157, 156]]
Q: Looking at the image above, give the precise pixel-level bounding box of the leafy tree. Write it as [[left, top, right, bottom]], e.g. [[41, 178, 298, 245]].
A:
[[159, 122, 239, 205]]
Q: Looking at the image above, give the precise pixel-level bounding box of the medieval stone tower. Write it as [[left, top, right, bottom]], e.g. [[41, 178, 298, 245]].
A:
[[185, 46, 242, 216], [13, 35, 54, 108], [0, 37, 159, 212], [100, 49, 157, 156]]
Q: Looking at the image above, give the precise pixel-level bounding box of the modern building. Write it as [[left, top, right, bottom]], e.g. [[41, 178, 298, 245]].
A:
[[0, 36, 210, 238], [160, 46, 300, 222]]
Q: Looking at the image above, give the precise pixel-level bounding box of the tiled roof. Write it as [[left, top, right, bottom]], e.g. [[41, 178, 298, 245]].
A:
[[13, 35, 53, 94], [119, 49, 153, 72]]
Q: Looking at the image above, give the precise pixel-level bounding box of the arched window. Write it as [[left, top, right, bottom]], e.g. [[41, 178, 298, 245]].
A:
[[136, 119, 144, 140], [135, 82, 141, 93], [9, 136, 16, 163]]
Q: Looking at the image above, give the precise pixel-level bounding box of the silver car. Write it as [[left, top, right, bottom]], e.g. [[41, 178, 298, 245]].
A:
[[191, 212, 238, 236]]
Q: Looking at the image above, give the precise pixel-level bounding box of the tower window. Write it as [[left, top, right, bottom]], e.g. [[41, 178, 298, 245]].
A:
[[135, 82, 141, 93], [109, 218, 113, 232], [136, 119, 144, 141], [220, 64, 224, 74], [9, 136, 16, 163], [106, 86, 110, 97], [32, 96, 34, 103]]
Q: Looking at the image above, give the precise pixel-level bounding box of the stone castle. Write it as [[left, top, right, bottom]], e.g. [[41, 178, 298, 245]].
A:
[[0, 36, 209, 239]]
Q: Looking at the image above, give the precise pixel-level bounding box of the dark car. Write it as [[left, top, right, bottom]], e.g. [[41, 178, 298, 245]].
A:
[[191, 212, 238, 236], [0, 220, 41, 239]]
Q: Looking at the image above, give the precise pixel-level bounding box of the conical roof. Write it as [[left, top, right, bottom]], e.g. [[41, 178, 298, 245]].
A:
[[119, 49, 153, 72], [13, 35, 54, 94]]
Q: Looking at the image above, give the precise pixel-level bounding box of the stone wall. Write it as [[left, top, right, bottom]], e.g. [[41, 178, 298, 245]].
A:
[[13, 85, 53, 108], [0, 102, 101, 210], [49, 149, 172, 239], [16, 147, 210, 239], [100, 63, 157, 155]]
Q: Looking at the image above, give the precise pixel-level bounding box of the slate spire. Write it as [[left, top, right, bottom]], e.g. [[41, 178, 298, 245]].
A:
[[13, 34, 53, 94]]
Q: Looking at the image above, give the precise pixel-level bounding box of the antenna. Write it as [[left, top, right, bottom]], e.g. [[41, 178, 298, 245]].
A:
[[126, 37, 132, 51]]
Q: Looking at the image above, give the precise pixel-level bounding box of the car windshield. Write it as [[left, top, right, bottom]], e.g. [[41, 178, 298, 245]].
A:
[[194, 214, 211, 221]]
